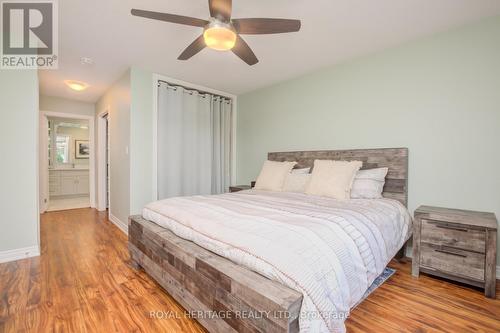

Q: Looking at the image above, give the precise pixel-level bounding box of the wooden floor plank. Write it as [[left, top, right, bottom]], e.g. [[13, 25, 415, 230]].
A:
[[0, 208, 499, 332]]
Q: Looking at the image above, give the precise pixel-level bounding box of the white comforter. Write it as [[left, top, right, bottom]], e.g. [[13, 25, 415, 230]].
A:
[[143, 190, 412, 333]]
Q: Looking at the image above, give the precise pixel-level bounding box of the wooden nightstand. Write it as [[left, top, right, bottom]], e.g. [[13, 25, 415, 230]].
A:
[[412, 205, 497, 298], [229, 185, 252, 193]]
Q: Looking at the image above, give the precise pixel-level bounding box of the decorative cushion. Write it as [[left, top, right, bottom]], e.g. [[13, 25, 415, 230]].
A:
[[305, 160, 362, 199], [283, 174, 311, 193], [254, 160, 297, 192], [351, 167, 388, 199]]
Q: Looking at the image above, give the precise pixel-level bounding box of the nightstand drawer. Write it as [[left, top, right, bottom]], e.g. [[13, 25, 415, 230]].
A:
[[413, 206, 497, 298], [421, 219, 485, 253], [420, 243, 485, 281]]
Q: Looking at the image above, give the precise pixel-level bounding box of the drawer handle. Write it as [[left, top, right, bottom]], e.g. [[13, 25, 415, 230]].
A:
[[435, 225, 468, 232], [434, 249, 467, 258]]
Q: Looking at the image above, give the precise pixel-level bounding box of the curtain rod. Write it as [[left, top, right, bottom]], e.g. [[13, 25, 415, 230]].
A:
[[157, 80, 232, 101]]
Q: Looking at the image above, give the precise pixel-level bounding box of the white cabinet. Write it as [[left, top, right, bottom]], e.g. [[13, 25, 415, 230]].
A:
[[60, 175, 77, 195], [49, 173, 61, 195], [49, 169, 89, 197], [76, 175, 89, 195]]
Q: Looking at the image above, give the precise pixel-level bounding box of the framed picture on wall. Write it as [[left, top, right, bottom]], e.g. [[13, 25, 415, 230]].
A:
[[75, 140, 90, 159]]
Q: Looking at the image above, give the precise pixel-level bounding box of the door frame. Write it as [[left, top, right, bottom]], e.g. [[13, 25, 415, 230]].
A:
[[39, 111, 96, 212], [96, 111, 109, 211]]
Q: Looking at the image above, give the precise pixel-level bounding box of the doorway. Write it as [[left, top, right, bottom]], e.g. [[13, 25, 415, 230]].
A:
[[39, 111, 96, 213]]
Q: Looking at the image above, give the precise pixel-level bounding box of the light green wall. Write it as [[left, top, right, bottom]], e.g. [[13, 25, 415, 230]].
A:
[[94, 67, 155, 224], [237, 17, 500, 263], [130, 67, 154, 214], [0, 70, 40, 253], [96, 70, 131, 225], [40, 95, 95, 116]]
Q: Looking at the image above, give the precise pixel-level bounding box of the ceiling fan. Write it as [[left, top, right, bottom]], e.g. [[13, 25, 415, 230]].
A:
[[131, 0, 301, 66]]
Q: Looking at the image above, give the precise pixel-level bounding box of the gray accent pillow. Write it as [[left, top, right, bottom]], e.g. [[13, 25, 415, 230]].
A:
[[351, 167, 388, 199]]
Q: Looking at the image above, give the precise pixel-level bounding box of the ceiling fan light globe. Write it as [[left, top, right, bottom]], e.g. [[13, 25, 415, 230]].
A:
[[203, 26, 236, 51]]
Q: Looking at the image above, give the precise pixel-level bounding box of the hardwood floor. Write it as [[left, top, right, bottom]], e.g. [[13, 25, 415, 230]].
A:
[[0, 209, 205, 333], [1, 208, 499, 332]]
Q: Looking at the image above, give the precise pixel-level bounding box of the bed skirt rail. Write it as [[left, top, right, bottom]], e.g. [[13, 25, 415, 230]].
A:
[[128, 215, 303, 333]]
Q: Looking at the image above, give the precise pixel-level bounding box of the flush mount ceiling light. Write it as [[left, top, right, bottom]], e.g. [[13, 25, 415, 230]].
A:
[[131, 0, 301, 65], [64, 80, 89, 92]]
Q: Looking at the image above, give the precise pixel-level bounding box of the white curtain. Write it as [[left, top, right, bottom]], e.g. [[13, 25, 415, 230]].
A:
[[157, 82, 232, 199]]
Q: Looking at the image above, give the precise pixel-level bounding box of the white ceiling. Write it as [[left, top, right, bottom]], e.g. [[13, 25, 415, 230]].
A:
[[39, 0, 500, 103]]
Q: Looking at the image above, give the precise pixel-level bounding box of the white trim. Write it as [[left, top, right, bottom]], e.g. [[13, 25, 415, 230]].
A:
[[39, 111, 96, 209], [97, 111, 109, 211], [35, 89, 41, 251], [405, 244, 412, 258], [89, 117, 96, 208], [109, 213, 128, 234], [497, 266, 500, 280], [152, 76, 158, 200], [231, 95, 237, 186], [39, 113, 49, 213], [0, 246, 40, 264], [151, 73, 238, 200]]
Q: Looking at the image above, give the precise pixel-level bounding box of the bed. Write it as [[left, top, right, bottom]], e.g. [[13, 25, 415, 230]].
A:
[[128, 148, 411, 333]]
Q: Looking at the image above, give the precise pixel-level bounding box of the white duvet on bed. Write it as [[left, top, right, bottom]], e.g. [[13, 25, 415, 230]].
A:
[[143, 190, 412, 333]]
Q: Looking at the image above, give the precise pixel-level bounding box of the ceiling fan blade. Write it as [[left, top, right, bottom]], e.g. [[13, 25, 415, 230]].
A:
[[232, 36, 258, 66], [131, 9, 208, 27], [178, 35, 206, 60], [208, 0, 232, 21], [232, 18, 301, 34]]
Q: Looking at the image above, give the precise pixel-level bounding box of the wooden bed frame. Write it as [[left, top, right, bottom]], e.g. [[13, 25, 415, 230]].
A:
[[129, 147, 409, 333]]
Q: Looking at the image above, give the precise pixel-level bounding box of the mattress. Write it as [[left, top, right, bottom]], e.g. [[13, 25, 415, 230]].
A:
[[143, 190, 412, 333]]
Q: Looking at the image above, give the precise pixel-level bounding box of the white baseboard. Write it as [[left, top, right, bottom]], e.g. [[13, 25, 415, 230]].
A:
[[0, 245, 40, 264], [109, 213, 128, 235]]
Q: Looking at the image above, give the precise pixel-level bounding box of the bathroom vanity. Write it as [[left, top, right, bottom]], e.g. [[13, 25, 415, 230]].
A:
[[49, 168, 89, 197]]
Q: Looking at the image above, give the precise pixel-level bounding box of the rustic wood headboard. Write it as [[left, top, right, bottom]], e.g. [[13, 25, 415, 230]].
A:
[[268, 148, 409, 206]]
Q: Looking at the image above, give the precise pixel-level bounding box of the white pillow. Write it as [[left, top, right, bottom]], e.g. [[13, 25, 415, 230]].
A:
[[351, 167, 388, 199], [291, 167, 310, 174], [254, 160, 297, 191], [283, 174, 311, 193], [305, 160, 362, 199]]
